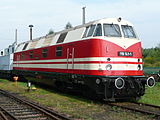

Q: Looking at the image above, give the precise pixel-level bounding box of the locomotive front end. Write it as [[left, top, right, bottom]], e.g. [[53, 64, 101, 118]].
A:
[[82, 18, 156, 101]]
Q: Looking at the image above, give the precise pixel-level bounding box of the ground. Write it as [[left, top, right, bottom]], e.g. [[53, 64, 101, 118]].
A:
[[0, 79, 159, 120]]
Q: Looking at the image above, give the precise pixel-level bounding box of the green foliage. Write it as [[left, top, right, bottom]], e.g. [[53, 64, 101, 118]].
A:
[[143, 44, 160, 67], [48, 29, 54, 35], [65, 22, 73, 29]]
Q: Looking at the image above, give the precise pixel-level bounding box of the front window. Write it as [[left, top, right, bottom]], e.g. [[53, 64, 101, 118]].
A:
[[121, 25, 136, 38], [103, 24, 121, 37]]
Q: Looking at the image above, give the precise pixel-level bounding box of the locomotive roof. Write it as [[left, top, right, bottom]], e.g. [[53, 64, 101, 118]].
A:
[[15, 18, 133, 53]]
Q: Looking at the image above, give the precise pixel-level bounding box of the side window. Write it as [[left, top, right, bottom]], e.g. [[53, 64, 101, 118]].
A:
[[93, 24, 102, 36], [56, 46, 62, 57], [57, 32, 67, 43], [42, 49, 48, 58], [23, 43, 29, 50], [7, 49, 9, 54], [1, 51, 3, 55], [29, 51, 33, 59], [82, 26, 89, 38], [87, 25, 96, 37], [12, 47, 14, 53], [21, 52, 25, 60]]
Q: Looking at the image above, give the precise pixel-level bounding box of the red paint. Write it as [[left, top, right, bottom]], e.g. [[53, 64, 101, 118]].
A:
[[13, 38, 143, 76]]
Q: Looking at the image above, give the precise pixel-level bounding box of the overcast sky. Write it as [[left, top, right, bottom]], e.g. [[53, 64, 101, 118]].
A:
[[0, 0, 159, 49]]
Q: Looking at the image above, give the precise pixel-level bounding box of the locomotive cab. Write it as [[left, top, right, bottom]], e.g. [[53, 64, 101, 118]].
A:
[[81, 18, 155, 100]]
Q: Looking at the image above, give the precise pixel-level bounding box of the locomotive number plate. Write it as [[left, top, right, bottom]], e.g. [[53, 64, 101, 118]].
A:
[[118, 51, 133, 57]]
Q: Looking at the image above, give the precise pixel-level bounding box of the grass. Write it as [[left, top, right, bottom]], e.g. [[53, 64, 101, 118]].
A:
[[0, 79, 157, 120], [139, 82, 160, 106]]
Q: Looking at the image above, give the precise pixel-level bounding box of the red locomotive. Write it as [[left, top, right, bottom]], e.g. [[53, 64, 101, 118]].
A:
[[12, 18, 155, 101]]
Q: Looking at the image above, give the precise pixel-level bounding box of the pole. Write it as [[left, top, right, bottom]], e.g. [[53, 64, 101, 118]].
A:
[[82, 6, 86, 24]]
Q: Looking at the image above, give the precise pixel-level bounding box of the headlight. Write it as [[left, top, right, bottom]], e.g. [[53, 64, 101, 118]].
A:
[[106, 64, 112, 70]]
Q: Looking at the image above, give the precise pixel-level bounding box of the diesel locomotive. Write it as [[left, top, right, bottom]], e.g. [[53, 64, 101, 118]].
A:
[[0, 18, 155, 101]]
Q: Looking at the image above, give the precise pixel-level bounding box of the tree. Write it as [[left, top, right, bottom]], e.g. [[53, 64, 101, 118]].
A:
[[48, 29, 54, 35], [142, 43, 160, 67], [65, 22, 73, 29]]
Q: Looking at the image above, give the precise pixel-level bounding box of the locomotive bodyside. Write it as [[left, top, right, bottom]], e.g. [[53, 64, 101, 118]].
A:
[[12, 18, 155, 100], [0, 45, 15, 79]]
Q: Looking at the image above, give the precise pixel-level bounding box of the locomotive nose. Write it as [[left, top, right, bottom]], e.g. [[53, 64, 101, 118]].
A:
[[146, 76, 155, 88], [115, 77, 125, 89]]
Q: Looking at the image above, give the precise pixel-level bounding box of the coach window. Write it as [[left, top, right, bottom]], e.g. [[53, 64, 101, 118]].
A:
[[93, 24, 102, 37], [87, 25, 96, 37], [21, 52, 25, 60], [42, 48, 48, 58], [56, 46, 62, 57], [29, 51, 33, 59]]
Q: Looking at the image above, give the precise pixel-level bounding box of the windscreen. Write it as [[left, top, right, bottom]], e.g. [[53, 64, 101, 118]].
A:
[[103, 24, 121, 37], [121, 25, 137, 38]]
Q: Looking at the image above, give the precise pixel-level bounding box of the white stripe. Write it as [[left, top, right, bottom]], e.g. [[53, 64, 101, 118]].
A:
[[13, 63, 142, 71], [13, 57, 142, 64]]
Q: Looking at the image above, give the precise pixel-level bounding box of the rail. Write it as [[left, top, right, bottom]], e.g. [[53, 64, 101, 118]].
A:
[[107, 102, 160, 117], [0, 89, 72, 120]]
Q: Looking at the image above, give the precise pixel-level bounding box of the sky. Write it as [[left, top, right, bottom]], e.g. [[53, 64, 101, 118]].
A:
[[0, 0, 160, 49]]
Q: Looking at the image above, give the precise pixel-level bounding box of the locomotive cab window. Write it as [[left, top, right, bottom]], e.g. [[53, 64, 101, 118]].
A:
[[87, 25, 96, 37], [93, 24, 102, 36], [82, 26, 89, 38], [121, 25, 136, 38], [103, 24, 121, 37], [42, 48, 48, 58], [56, 46, 62, 57]]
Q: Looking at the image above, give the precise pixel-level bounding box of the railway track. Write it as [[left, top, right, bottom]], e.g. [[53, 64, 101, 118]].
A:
[[0, 89, 72, 120], [107, 102, 160, 117]]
